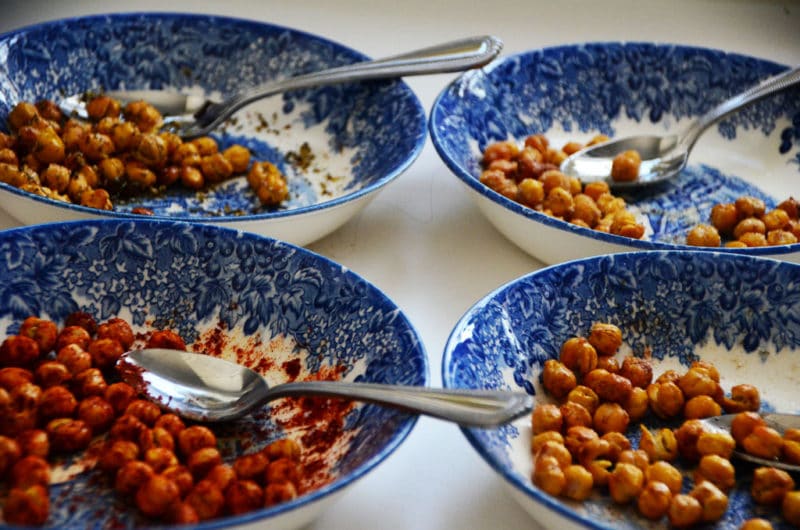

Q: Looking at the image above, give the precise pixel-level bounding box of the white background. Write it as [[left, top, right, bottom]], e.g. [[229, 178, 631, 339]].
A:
[[1, 1, 799, 528]]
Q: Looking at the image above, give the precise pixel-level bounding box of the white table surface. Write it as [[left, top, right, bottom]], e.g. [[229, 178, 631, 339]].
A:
[[1, 1, 799, 528]]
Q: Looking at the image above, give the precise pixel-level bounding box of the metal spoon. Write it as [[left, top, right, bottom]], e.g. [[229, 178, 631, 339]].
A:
[[116, 348, 532, 427], [700, 412, 800, 473], [560, 65, 800, 191], [59, 35, 503, 139]]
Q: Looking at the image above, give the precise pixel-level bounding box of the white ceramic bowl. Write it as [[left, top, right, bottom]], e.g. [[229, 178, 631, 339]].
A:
[[0, 219, 427, 529], [443, 250, 800, 529], [430, 42, 800, 264], [0, 13, 427, 246]]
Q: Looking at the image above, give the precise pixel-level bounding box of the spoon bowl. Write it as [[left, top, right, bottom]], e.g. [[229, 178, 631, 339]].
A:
[[118, 348, 533, 427], [560, 64, 800, 190]]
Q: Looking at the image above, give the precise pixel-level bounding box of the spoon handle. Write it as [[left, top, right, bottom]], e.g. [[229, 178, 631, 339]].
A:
[[191, 35, 503, 135], [263, 381, 532, 427], [680, 64, 800, 151]]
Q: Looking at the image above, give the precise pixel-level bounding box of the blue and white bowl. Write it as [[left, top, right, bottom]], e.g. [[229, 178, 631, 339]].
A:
[[0, 13, 426, 246], [443, 250, 800, 529], [430, 43, 800, 264], [0, 219, 426, 529]]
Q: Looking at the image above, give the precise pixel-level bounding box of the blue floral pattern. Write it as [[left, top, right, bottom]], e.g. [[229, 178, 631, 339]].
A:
[[0, 13, 426, 224], [443, 251, 800, 529], [430, 42, 800, 258], [0, 219, 426, 529]]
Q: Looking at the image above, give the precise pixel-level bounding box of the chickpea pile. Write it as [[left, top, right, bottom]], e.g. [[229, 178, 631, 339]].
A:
[[0, 97, 289, 211], [480, 135, 646, 239], [687, 196, 800, 248], [0, 313, 303, 525], [531, 321, 800, 529]]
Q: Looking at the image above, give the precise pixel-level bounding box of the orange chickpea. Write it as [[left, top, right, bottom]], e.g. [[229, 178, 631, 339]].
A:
[[541, 359, 577, 399], [265, 457, 300, 486], [109, 414, 149, 442], [683, 394, 722, 419], [226, 479, 265, 514], [646, 461, 683, 494], [695, 454, 736, 492], [543, 187, 574, 218], [531, 431, 565, 455], [668, 493, 703, 528], [187, 446, 223, 480], [751, 466, 795, 505], [731, 411, 767, 445], [162, 465, 194, 497], [104, 382, 137, 415], [262, 438, 302, 461], [145, 330, 186, 351], [38, 385, 78, 420], [18, 317, 58, 353], [15, 430, 48, 459], [87, 337, 124, 369], [46, 418, 92, 453], [10, 455, 50, 489], [56, 326, 91, 351], [135, 474, 180, 518], [34, 361, 71, 388], [710, 203, 739, 234], [736, 196, 767, 218], [115, 460, 155, 497], [601, 431, 631, 460], [2, 485, 50, 526], [186, 479, 225, 520], [638, 425, 678, 462], [96, 318, 134, 349], [625, 386, 649, 422], [222, 144, 251, 173], [483, 141, 520, 165], [205, 463, 237, 492], [0, 435, 22, 475], [689, 480, 728, 522], [696, 431, 735, 459], [264, 482, 298, 506], [619, 356, 652, 388], [247, 161, 289, 206], [125, 399, 162, 426], [584, 369, 632, 404], [610, 150, 641, 182], [144, 447, 179, 473], [0, 335, 41, 367], [593, 402, 629, 434], [687, 223, 721, 247], [77, 395, 115, 434], [73, 368, 107, 397], [782, 490, 800, 527], [637, 480, 672, 519], [531, 404, 563, 434], [608, 462, 644, 504], [100, 439, 140, 474], [566, 385, 600, 415], [532, 455, 566, 496], [559, 337, 598, 378], [733, 217, 767, 239], [534, 440, 572, 469], [674, 419, 707, 462], [55, 344, 92, 376], [154, 413, 186, 439], [588, 323, 622, 356], [742, 426, 783, 460], [233, 452, 270, 482]]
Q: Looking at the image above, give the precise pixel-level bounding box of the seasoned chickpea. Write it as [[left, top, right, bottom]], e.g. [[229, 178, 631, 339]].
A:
[[0, 335, 41, 367], [85, 96, 121, 121], [180, 165, 205, 190], [124, 160, 157, 188], [782, 490, 800, 526], [517, 178, 545, 207], [226, 479, 264, 514], [2, 485, 50, 526], [104, 382, 137, 415], [532, 455, 566, 496], [767, 229, 797, 245], [534, 440, 572, 469], [234, 451, 269, 481], [687, 223, 721, 246], [146, 330, 187, 351], [667, 494, 703, 528], [531, 403, 563, 434], [73, 367, 108, 397], [619, 356, 652, 388], [696, 431, 735, 459], [97, 318, 134, 349], [689, 480, 728, 522], [762, 208, 790, 231], [751, 466, 794, 505], [144, 447, 179, 473], [18, 317, 57, 354], [99, 439, 140, 474], [125, 399, 162, 426], [16, 429, 48, 459], [571, 193, 601, 227], [78, 395, 115, 434], [739, 231, 768, 247], [674, 419, 707, 462], [200, 153, 234, 184], [187, 446, 223, 480], [678, 367, 718, 399], [531, 431, 565, 454], [731, 411, 767, 445], [109, 414, 149, 442], [541, 359, 577, 399], [646, 461, 683, 494], [10, 455, 50, 489], [561, 464, 593, 501], [596, 356, 620, 373], [38, 385, 78, 420], [0, 435, 21, 475], [584, 369, 632, 404], [523, 134, 548, 154], [637, 480, 672, 519], [710, 202, 739, 234], [154, 413, 186, 439], [593, 402, 629, 434], [135, 474, 180, 518], [46, 418, 92, 453], [222, 144, 251, 173], [186, 479, 225, 520], [783, 438, 800, 465], [577, 438, 613, 487], [588, 323, 622, 356], [742, 426, 783, 460], [78, 132, 114, 161], [543, 186, 574, 218], [601, 432, 632, 460], [695, 454, 736, 492], [56, 325, 91, 351], [684, 394, 722, 419], [248, 161, 289, 206], [733, 217, 767, 239], [87, 337, 124, 368], [265, 457, 300, 486], [564, 425, 599, 460], [34, 361, 71, 388], [566, 385, 599, 415], [610, 150, 641, 182], [264, 481, 299, 506], [608, 462, 644, 504], [8, 102, 40, 131], [639, 425, 678, 462], [736, 195, 766, 218], [206, 463, 237, 492], [191, 136, 219, 156], [559, 337, 598, 378], [123, 100, 163, 133], [624, 386, 648, 422]]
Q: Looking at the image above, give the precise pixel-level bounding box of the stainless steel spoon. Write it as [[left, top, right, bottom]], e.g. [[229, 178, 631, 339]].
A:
[[116, 348, 532, 427], [560, 65, 800, 191], [60, 35, 503, 139], [700, 412, 800, 473]]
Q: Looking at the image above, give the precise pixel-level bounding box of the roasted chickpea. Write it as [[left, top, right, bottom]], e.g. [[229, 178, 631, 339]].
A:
[[608, 462, 644, 504], [531, 431, 565, 455], [559, 337, 598, 378], [668, 493, 703, 528], [673, 419, 707, 462], [696, 431, 735, 459], [191, 136, 219, 156], [109, 414, 149, 442], [135, 474, 180, 518], [736, 195, 767, 218], [226, 479, 264, 514], [34, 361, 71, 388], [593, 402, 629, 435], [0, 435, 22, 475], [222, 144, 251, 173], [734, 217, 767, 239], [783, 438, 800, 465], [8, 102, 40, 131], [99, 439, 140, 474], [588, 323, 622, 356], [3, 485, 50, 526], [731, 411, 767, 445], [647, 380, 685, 419], [743, 426, 783, 460], [610, 150, 641, 182], [10, 381, 42, 413], [646, 461, 683, 494], [577, 438, 613, 487], [687, 223, 721, 246], [161, 465, 194, 497], [115, 460, 155, 497], [561, 464, 593, 501], [566, 385, 600, 415], [541, 359, 577, 399], [751, 466, 795, 505], [125, 399, 162, 426], [625, 386, 649, 422], [87, 337, 124, 369], [186, 479, 225, 520], [96, 317, 134, 349], [782, 490, 800, 527], [18, 317, 57, 354], [247, 161, 289, 206], [637, 480, 672, 520], [144, 447, 179, 473], [695, 454, 736, 492], [264, 481, 299, 506], [154, 413, 186, 439], [56, 325, 91, 351], [46, 418, 92, 453], [38, 385, 78, 420], [205, 463, 237, 492], [483, 141, 520, 165], [73, 368, 107, 397], [534, 440, 572, 471], [561, 401, 593, 429], [531, 403, 563, 434], [10, 455, 50, 489], [145, 330, 186, 351], [543, 187, 574, 218], [178, 426, 217, 458], [739, 231, 768, 247], [0, 335, 40, 367], [689, 480, 728, 522], [584, 369, 632, 404], [710, 202, 739, 234], [517, 178, 545, 207], [684, 394, 722, 419], [619, 356, 653, 388], [740, 518, 774, 530], [767, 229, 798, 245], [600, 432, 631, 461], [532, 455, 566, 496], [564, 425, 599, 459], [15, 429, 48, 459], [639, 425, 678, 462], [141, 426, 175, 453], [78, 395, 115, 434], [265, 457, 301, 486], [187, 446, 223, 480], [123, 100, 163, 133]]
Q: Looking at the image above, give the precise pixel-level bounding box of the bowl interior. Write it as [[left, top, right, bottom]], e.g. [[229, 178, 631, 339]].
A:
[[0, 219, 426, 529], [430, 42, 800, 257], [443, 250, 800, 529], [0, 13, 426, 222]]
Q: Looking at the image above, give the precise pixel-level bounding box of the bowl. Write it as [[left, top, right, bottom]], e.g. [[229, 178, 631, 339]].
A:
[[442, 250, 800, 529], [0, 219, 427, 529], [0, 13, 427, 246], [429, 42, 800, 265]]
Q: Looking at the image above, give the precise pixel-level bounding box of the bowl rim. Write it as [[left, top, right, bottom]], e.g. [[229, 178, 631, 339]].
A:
[[440, 248, 800, 529], [0, 217, 428, 530], [428, 41, 800, 257], [0, 11, 428, 224]]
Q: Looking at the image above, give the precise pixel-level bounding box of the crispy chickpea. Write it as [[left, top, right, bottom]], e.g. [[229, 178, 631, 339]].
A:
[[778, 196, 800, 218], [200, 153, 234, 184], [531, 403, 563, 434], [38, 385, 78, 420], [18, 316, 57, 353], [566, 385, 599, 415], [531, 431, 565, 454], [534, 440, 572, 470], [0, 335, 40, 367], [767, 229, 797, 245], [679, 367, 719, 399], [73, 367, 107, 397], [85, 96, 121, 121], [584, 368, 632, 404], [3, 485, 49, 526], [624, 386, 649, 422], [544, 148, 567, 166], [751, 466, 795, 505], [125, 399, 162, 426], [180, 165, 204, 189], [46, 418, 91, 453], [100, 439, 140, 474], [223, 144, 251, 173], [617, 449, 649, 472], [690, 480, 728, 522], [731, 411, 767, 445], [54, 345, 90, 377], [34, 361, 71, 388], [178, 425, 217, 458], [695, 454, 736, 492], [154, 413, 186, 439], [639, 425, 678, 462], [736, 195, 767, 218], [783, 438, 800, 465], [133, 133, 168, 167], [516, 151, 553, 181], [564, 425, 599, 458], [608, 462, 644, 504], [684, 394, 722, 419], [523, 134, 548, 154], [743, 426, 783, 460], [158, 165, 181, 186], [577, 438, 613, 487], [517, 178, 545, 207], [710, 202, 739, 234], [637, 480, 672, 519], [739, 231, 768, 247], [77, 395, 115, 434], [601, 432, 632, 460], [8, 102, 40, 131], [135, 474, 180, 518], [697, 431, 735, 459], [265, 457, 300, 486], [740, 519, 774, 530], [78, 131, 114, 162], [10, 455, 50, 489], [593, 402, 629, 434], [104, 382, 137, 415], [141, 426, 175, 453], [125, 160, 157, 188], [16, 429, 48, 458], [115, 460, 155, 496], [172, 142, 201, 166], [588, 323, 622, 356], [610, 150, 641, 182], [247, 161, 289, 206], [763, 208, 790, 231], [541, 359, 577, 399], [162, 465, 194, 497], [264, 481, 298, 506], [647, 461, 683, 494], [532, 455, 566, 496], [687, 223, 721, 246], [596, 356, 619, 373], [191, 136, 219, 156], [559, 337, 598, 378], [146, 330, 186, 351], [187, 446, 223, 480], [734, 217, 767, 239], [0, 147, 18, 165], [561, 464, 593, 501], [97, 318, 134, 349], [226, 479, 264, 514], [87, 337, 124, 368], [0, 435, 22, 475], [668, 493, 703, 528], [123, 100, 163, 133], [782, 490, 800, 526], [109, 414, 149, 442], [483, 140, 520, 164], [619, 356, 652, 388], [539, 169, 572, 195], [144, 447, 179, 473], [186, 479, 225, 520], [674, 419, 707, 462], [543, 186, 574, 218], [56, 325, 91, 351], [10, 381, 42, 412], [263, 438, 302, 461], [206, 463, 237, 492], [571, 193, 601, 227]]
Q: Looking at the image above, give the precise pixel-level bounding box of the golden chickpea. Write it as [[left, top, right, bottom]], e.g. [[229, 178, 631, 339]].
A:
[[515, 148, 547, 180], [695, 454, 736, 492], [610, 150, 641, 182], [619, 356, 652, 388], [578, 439, 613, 487], [187, 446, 223, 480], [517, 178, 545, 207], [8, 102, 40, 131], [689, 481, 728, 522], [561, 401, 593, 429], [733, 217, 767, 239], [180, 165, 205, 190], [593, 402, 629, 434], [646, 461, 683, 494], [3, 485, 50, 526], [647, 380, 684, 419], [123, 101, 163, 133], [596, 355, 620, 373], [743, 426, 783, 460], [531, 403, 563, 434], [596, 193, 626, 216], [617, 449, 649, 473], [561, 141, 583, 156], [78, 132, 114, 162], [532, 455, 566, 496], [564, 425, 599, 459], [559, 337, 598, 378], [678, 367, 718, 399], [570, 193, 601, 227], [200, 153, 234, 184], [675, 419, 707, 462], [531, 431, 564, 454], [639, 425, 678, 462], [539, 169, 571, 195], [584, 368, 632, 404], [125, 161, 157, 188], [586, 134, 610, 146], [80, 189, 113, 210], [751, 466, 794, 505], [480, 169, 517, 199], [782, 490, 800, 526], [668, 493, 703, 528], [543, 186, 574, 218], [98, 157, 125, 187], [177, 425, 217, 457], [637, 480, 672, 519], [560, 464, 593, 501], [767, 229, 798, 245], [583, 181, 610, 202], [740, 518, 774, 530], [783, 439, 800, 465], [762, 208, 790, 231], [32, 127, 66, 165], [135, 474, 180, 518], [588, 322, 622, 356], [488, 157, 517, 176], [482, 140, 520, 165], [133, 133, 168, 167], [566, 385, 599, 415], [85, 96, 121, 121], [608, 462, 644, 504], [523, 134, 548, 154], [684, 394, 722, 419], [541, 359, 577, 399], [710, 202, 739, 234], [697, 431, 735, 459], [600, 432, 631, 460], [731, 411, 767, 445], [687, 223, 721, 246], [222, 144, 251, 173], [625, 386, 649, 422], [534, 440, 572, 469], [736, 195, 766, 218], [247, 161, 289, 206], [739, 231, 768, 247], [40, 164, 70, 193]]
